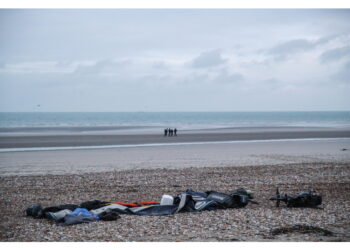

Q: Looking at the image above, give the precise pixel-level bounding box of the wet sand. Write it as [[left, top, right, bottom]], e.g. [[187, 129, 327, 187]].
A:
[[0, 138, 349, 176], [0, 126, 349, 149]]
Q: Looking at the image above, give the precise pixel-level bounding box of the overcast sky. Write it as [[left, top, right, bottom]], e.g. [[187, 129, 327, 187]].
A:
[[0, 9, 349, 111]]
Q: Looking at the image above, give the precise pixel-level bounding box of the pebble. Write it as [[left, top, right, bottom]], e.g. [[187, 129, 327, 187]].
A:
[[0, 162, 349, 241]]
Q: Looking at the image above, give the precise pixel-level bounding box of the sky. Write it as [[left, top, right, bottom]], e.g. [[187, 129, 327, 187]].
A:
[[0, 9, 350, 112]]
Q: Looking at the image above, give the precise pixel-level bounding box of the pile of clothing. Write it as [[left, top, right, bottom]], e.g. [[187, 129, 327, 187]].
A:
[[25, 188, 257, 226], [26, 200, 121, 226]]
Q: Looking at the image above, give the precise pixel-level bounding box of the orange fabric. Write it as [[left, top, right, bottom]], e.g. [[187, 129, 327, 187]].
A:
[[114, 202, 139, 207], [111, 201, 159, 207], [139, 201, 158, 205]]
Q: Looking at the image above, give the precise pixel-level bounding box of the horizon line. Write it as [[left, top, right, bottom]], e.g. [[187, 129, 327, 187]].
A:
[[1, 110, 350, 113]]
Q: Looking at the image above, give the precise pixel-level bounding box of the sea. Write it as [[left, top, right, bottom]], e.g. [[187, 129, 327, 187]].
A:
[[0, 111, 350, 131]]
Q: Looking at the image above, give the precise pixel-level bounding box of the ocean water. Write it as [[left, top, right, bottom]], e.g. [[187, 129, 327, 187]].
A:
[[0, 112, 350, 130]]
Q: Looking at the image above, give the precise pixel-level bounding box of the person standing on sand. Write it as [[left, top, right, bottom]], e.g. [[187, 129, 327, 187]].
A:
[[174, 128, 177, 136], [164, 128, 168, 136]]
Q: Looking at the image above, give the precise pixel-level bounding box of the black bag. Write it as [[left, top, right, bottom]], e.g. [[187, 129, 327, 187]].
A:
[[25, 205, 43, 218], [230, 188, 253, 199], [99, 210, 121, 221], [206, 192, 234, 208]]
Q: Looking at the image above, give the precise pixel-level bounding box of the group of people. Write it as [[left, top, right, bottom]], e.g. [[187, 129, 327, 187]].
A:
[[164, 128, 177, 136]]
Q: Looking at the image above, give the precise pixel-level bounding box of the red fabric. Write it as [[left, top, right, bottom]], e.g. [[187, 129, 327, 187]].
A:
[[112, 201, 158, 207]]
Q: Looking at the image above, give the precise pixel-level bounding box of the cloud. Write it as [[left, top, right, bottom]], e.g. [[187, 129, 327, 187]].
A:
[[314, 33, 341, 46], [261, 78, 283, 90], [213, 70, 244, 85], [332, 61, 350, 83], [267, 33, 350, 62], [152, 61, 168, 69], [180, 69, 244, 87], [0, 61, 74, 74], [74, 59, 132, 75], [192, 50, 227, 68], [267, 39, 315, 60], [319, 46, 350, 63], [55, 60, 73, 67]]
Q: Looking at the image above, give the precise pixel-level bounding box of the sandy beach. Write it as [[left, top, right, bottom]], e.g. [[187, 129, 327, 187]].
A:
[[1, 126, 349, 149], [0, 128, 350, 241]]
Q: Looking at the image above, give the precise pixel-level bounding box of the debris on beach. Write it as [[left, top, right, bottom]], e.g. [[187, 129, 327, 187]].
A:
[[25, 188, 257, 226], [5, 162, 349, 241], [269, 188, 322, 208]]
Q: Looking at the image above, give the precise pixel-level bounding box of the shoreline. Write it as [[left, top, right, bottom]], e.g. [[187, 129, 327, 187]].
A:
[[1, 126, 350, 149], [1, 138, 350, 176], [1, 125, 349, 135], [1, 137, 350, 153]]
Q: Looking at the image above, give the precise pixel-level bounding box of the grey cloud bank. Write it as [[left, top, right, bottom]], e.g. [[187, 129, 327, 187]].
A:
[[267, 39, 316, 61], [320, 46, 350, 63], [192, 50, 227, 68], [0, 9, 350, 112]]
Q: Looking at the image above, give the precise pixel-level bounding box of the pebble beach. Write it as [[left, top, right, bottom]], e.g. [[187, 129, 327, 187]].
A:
[[1, 161, 349, 241]]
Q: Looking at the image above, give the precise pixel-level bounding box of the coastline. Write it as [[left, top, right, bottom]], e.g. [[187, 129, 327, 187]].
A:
[[0, 127, 349, 241], [1, 138, 349, 176], [1, 126, 349, 149], [1, 125, 349, 241]]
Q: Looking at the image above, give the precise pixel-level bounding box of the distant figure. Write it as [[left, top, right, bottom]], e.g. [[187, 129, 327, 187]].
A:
[[164, 128, 168, 136], [169, 129, 173, 136], [174, 128, 177, 136]]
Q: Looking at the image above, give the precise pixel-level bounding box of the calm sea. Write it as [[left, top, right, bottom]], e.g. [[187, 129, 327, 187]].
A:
[[0, 112, 350, 130]]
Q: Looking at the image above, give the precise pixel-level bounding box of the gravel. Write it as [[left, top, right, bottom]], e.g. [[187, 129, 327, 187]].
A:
[[1, 162, 350, 242]]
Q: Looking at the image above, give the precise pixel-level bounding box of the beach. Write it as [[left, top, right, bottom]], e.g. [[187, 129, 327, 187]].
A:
[[2, 6, 350, 243], [0, 127, 350, 241], [1, 126, 350, 149]]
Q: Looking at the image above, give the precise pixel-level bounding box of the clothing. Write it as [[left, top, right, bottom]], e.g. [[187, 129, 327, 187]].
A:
[[90, 204, 129, 216], [46, 209, 72, 221], [58, 208, 99, 226], [99, 210, 121, 221], [58, 214, 98, 226], [79, 200, 109, 210], [42, 204, 79, 215], [129, 205, 179, 216], [25, 188, 258, 225], [25, 205, 43, 218], [70, 208, 99, 219], [90, 188, 253, 216]]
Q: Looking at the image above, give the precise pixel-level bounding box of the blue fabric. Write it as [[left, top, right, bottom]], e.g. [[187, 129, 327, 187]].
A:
[[71, 208, 99, 221]]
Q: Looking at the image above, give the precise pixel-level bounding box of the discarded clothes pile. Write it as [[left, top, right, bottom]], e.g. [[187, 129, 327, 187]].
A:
[[26, 200, 121, 226], [25, 188, 257, 226]]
